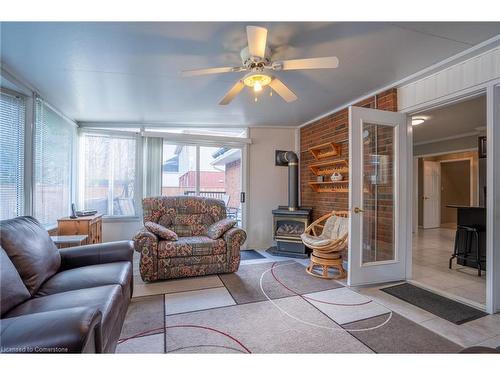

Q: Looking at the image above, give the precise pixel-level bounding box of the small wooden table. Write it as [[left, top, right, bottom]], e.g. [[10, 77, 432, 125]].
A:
[[57, 214, 103, 245], [50, 235, 88, 249]]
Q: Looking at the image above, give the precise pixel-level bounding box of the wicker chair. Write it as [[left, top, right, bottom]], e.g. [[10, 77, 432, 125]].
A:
[[301, 211, 349, 279]]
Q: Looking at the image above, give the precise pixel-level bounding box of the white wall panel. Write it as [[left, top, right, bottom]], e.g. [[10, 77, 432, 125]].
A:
[[399, 47, 500, 112]]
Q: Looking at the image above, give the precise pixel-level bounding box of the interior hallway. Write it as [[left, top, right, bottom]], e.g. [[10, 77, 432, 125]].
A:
[[411, 227, 486, 306]]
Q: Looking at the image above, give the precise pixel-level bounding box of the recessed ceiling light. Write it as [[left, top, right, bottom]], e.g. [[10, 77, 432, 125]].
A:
[[411, 117, 426, 126]]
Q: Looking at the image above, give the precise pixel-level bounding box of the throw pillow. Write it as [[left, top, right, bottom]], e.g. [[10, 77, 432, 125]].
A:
[[144, 221, 178, 241], [207, 218, 237, 239]]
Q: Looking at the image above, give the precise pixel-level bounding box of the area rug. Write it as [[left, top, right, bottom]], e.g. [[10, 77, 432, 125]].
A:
[[382, 283, 487, 324], [219, 261, 343, 304], [240, 249, 265, 261], [117, 262, 465, 353]]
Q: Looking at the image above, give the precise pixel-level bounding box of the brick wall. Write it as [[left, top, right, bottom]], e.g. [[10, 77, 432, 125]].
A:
[[300, 88, 398, 221]]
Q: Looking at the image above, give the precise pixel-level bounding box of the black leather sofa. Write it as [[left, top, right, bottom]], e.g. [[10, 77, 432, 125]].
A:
[[0, 216, 133, 353]]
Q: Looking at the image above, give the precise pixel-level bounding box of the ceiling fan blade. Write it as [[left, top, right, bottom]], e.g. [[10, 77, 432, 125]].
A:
[[246, 26, 268, 59], [275, 56, 339, 71], [269, 78, 297, 103], [219, 80, 245, 105], [182, 66, 244, 77]]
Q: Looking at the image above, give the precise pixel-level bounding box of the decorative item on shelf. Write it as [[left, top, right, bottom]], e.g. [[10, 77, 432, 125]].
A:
[[309, 159, 348, 176], [330, 172, 343, 182], [316, 175, 325, 182], [308, 181, 349, 193], [308, 142, 341, 161]]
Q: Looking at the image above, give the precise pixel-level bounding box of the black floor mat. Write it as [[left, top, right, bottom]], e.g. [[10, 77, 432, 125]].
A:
[[382, 283, 487, 325], [240, 250, 265, 261]]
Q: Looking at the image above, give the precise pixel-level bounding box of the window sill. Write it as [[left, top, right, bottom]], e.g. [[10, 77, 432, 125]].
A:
[[102, 216, 141, 223]]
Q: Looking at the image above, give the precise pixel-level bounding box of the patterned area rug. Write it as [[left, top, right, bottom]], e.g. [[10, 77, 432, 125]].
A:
[[118, 261, 462, 353]]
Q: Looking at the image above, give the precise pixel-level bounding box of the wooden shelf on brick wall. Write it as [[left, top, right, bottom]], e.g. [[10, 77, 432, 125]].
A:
[[308, 142, 341, 160], [309, 159, 348, 176], [308, 181, 349, 193]]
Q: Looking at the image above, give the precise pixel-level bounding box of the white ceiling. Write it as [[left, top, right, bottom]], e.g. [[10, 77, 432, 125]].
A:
[[1, 22, 499, 127], [413, 95, 486, 144]]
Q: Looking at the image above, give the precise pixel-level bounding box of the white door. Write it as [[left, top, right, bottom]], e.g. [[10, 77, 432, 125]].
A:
[[422, 161, 441, 228], [348, 106, 408, 286]]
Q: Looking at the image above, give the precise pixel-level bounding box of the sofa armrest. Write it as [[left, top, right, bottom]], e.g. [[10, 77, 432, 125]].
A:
[[0, 307, 102, 353], [133, 227, 159, 282], [59, 241, 134, 271], [223, 227, 246, 272], [223, 227, 247, 245], [133, 228, 159, 251]]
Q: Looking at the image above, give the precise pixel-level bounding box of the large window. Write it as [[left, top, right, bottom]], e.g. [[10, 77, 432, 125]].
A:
[[34, 98, 76, 226], [80, 133, 137, 217], [0, 91, 25, 220]]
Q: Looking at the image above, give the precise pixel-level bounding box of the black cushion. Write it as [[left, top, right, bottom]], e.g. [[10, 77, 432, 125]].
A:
[[36, 261, 132, 300], [5, 285, 123, 350], [0, 247, 31, 316], [0, 216, 61, 295]]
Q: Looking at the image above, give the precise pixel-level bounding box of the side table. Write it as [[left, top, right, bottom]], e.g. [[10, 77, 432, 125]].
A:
[[50, 235, 89, 249]]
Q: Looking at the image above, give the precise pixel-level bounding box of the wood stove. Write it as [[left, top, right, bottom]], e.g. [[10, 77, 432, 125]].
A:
[[268, 150, 312, 258]]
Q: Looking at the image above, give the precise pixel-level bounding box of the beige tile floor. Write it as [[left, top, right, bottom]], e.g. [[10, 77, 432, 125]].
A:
[[411, 227, 486, 306]]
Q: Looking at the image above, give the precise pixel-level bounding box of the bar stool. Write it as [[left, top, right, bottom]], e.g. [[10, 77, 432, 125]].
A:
[[449, 225, 484, 276]]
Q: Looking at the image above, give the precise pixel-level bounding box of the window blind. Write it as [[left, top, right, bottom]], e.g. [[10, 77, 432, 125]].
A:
[[81, 133, 136, 216], [34, 98, 75, 226], [0, 92, 25, 220]]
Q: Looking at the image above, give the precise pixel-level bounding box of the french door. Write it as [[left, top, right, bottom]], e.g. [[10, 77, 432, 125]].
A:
[[348, 106, 409, 286]]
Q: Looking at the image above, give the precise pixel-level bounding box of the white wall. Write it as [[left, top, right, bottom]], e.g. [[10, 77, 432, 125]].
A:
[[246, 127, 296, 250], [102, 219, 142, 242]]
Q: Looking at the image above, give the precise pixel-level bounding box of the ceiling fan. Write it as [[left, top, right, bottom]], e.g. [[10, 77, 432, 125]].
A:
[[181, 26, 339, 105]]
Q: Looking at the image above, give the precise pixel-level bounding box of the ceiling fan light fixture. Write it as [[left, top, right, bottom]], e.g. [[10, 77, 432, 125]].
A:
[[243, 73, 272, 92]]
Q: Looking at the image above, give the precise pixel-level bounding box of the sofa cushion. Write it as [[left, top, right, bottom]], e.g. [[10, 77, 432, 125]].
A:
[[0, 216, 61, 295], [158, 213, 173, 228], [300, 233, 332, 247], [207, 218, 237, 239], [5, 285, 123, 349], [158, 236, 226, 258], [35, 262, 132, 300], [0, 247, 31, 316], [144, 221, 178, 241]]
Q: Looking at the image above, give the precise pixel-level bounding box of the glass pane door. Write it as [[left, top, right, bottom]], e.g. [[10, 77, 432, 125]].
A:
[[362, 123, 395, 264], [161, 143, 244, 227], [161, 143, 197, 196], [200, 146, 242, 227], [348, 106, 408, 286]]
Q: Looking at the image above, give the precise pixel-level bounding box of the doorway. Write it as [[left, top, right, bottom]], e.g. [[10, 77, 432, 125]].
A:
[[411, 95, 486, 308]]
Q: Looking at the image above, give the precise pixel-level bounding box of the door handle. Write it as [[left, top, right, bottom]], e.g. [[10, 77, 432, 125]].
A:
[[354, 207, 364, 214], [423, 196, 430, 200]]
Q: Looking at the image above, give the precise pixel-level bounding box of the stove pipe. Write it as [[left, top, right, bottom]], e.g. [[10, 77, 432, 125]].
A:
[[277, 151, 299, 211]]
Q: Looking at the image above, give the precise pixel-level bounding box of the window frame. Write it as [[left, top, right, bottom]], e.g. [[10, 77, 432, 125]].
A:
[[77, 128, 143, 221]]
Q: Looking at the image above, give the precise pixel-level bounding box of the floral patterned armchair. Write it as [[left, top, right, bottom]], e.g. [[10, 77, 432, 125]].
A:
[[133, 196, 247, 282]]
